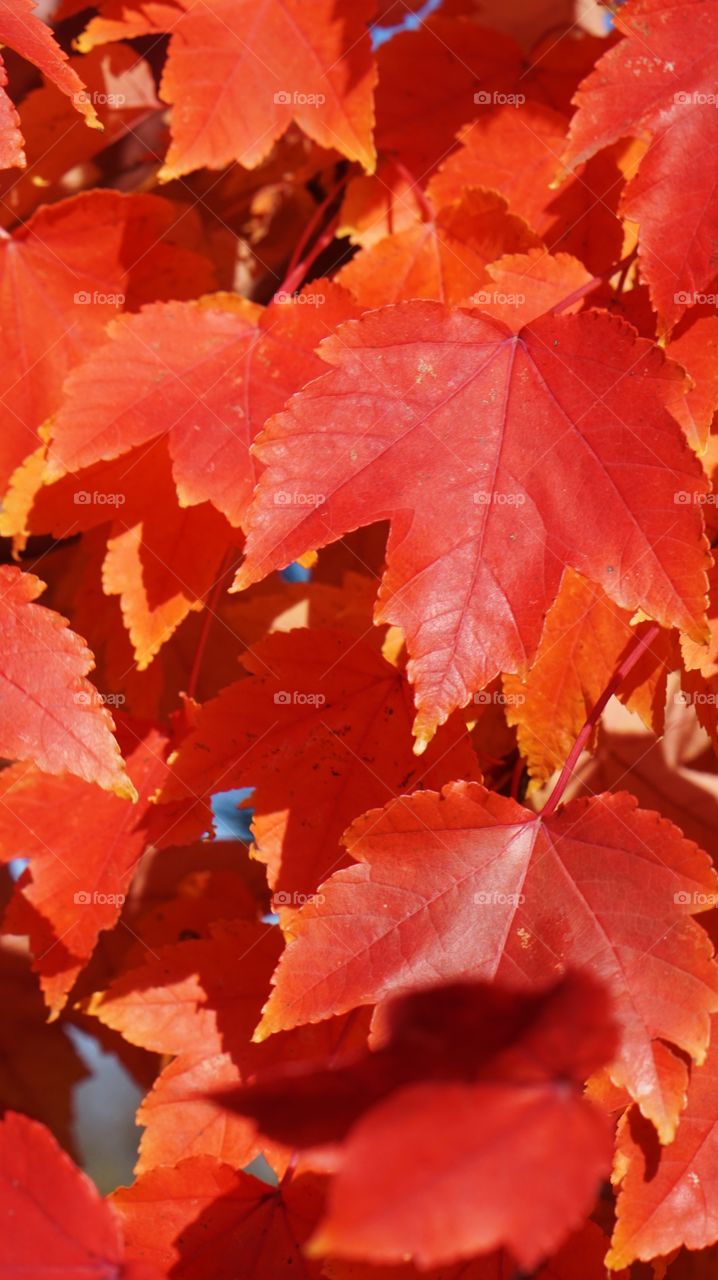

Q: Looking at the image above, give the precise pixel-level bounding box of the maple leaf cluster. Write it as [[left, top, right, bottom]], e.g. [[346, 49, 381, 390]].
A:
[[4, 0, 718, 1276]]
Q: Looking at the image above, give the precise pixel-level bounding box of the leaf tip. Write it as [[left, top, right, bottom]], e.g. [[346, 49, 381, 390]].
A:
[[113, 775, 139, 803], [304, 1228, 330, 1259], [156, 161, 179, 184]]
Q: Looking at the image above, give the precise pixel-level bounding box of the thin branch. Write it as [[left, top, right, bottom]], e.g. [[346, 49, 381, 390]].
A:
[[186, 546, 240, 701], [540, 621, 661, 818], [274, 171, 349, 300], [393, 157, 436, 223]]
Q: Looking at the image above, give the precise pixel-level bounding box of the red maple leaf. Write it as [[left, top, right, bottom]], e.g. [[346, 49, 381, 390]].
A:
[[563, 0, 718, 333], [0, 565, 132, 795], [235, 302, 709, 743], [226, 973, 616, 1270], [0, 1111, 162, 1279], [256, 782, 718, 1143], [78, 0, 377, 178]]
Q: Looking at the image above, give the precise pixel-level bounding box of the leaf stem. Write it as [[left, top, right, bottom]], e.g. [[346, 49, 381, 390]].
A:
[[281, 1150, 299, 1187], [552, 247, 640, 319], [392, 158, 435, 223], [550, 274, 602, 315], [186, 546, 240, 701], [510, 754, 526, 802], [275, 171, 349, 300], [277, 213, 342, 299], [540, 621, 661, 818], [614, 246, 638, 296]]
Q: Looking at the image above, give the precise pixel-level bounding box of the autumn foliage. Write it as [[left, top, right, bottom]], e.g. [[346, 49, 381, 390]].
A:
[[4, 0, 718, 1276]]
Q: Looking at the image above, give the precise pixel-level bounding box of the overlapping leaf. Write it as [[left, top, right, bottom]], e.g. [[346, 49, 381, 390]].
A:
[[609, 1032, 718, 1266], [0, 565, 132, 795], [88, 921, 369, 1175], [0, 46, 161, 226], [6, 441, 237, 668], [337, 189, 539, 307], [256, 781, 718, 1142], [667, 318, 718, 452], [157, 627, 481, 897], [0, 0, 100, 166], [114, 1160, 326, 1278], [79, 0, 377, 178], [0, 721, 169, 1013], [373, 17, 523, 176], [0, 190, 215, 500], [46, 282, 357, 527], [235, 301, 710, 743], [563, 0, 718, 332], [503, 569, 675, 784], [0, 1111, 161, 1279], [1, 2, 718, 1275], [429, 101, 624, 277], [228, 974, 615, 1270]]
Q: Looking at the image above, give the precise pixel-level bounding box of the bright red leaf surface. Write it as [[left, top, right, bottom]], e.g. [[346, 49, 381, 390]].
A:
[[114, 1160, 326, 1278], [563, 0, 718, 333], [46, 282, 357, 527], [0, 190, 215, 500], [256, 782, 718, 1143], [228, 974, 615, 1270], [157, 627, 481, 897], [79, 0, 377, 178], [609, 1033, 718, 1267], [235, 302, 710, 743], [0, 0, 100, 165], [0, 721, 169, 1013], [0, 1110, 162, 1279], [317, 1220, 622, 1280], [0, 565, 132, 795], [2, 1, 718, 1275], [91, 918, 368, 1175]]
